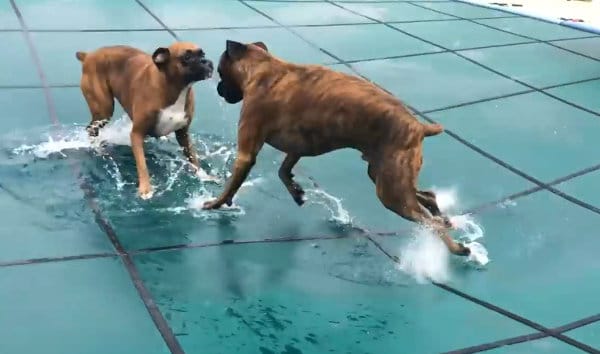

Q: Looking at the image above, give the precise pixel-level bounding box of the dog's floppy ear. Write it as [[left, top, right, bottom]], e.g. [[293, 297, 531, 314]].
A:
[[252, 42, 268, 52], [152, 47, 170, 66], [226, 40, 247, 60]]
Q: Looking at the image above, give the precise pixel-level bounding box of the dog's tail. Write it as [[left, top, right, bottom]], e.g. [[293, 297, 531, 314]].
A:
[[423, 123, 444, 137], [75, 51, 87, 62]]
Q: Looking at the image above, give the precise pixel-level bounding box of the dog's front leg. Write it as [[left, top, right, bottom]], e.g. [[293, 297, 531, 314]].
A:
[[130, 128, 153, 199], [203, 121, 264, 209], [175, 128, 199, 169], [278, 154, 305, 206]]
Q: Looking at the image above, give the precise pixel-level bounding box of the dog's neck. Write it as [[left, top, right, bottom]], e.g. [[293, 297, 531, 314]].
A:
[[236, 57, 285, 91]]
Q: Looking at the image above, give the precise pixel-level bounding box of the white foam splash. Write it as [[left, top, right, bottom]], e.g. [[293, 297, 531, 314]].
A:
[[186, 187, 246, 219], [13, 129, 90, 158], [12, 116, 132, 158], [450, 213, 489, 266], [96, 116, 133, 146], [430, 187, 489, 266], [306, 189, 352, 225], [396, 226, 451, 284], [431, 186, 459, 213], [395, 187, 490, 283]]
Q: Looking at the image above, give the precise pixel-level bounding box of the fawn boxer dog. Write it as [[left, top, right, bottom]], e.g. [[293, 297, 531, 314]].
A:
[[203, 40, 470, 256], [76, 42, 214, 199]]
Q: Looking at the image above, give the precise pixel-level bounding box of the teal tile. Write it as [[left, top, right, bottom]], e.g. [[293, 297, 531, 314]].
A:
[[353, 52, 527, 111], [393, 20, 531, 50], [376, 190, 600, 327], [336, 2, 455, 22], [0, 89, 48, 130], [545, 79, 600, 114], [487, 337, 582, 353], [143, 0, 274, 28], [459, 43, 600, 88], [294, 24, 442, 62], [177, 27, 334, 65], [552, 36, 600, 60], [248, 1, 373, 26], [0, 258, 169, 354], [418, 2, 512, 19], [52, 87, 127, 126], [15, 0, 161, 30], [134, 238, 531, 354], [0, 0, 19, 29], [476, 17, 594, 41], [0, 135, 114, 262], [555, 170, 600, 209], [430, 92, 600, 181], [297, 133, 533, 233], [567, 322, 600, 350], [0, 32, 41, 86], [31, 31, 175, 85]]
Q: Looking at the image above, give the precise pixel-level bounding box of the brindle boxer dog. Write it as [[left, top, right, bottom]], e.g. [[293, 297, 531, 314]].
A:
[[203, 40, 470, 256], [76, 42, 214, 199]]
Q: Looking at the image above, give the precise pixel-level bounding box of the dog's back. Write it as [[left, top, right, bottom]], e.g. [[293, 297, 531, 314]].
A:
[[249, 62, 443, 153], [76, 45, 145, 64]]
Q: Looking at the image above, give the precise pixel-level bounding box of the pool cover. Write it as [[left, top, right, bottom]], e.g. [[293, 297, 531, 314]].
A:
[[1, 0, 599, 353]]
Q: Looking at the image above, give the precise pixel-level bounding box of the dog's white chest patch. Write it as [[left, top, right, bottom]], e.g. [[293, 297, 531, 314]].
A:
[[155, 86, 190, 137]]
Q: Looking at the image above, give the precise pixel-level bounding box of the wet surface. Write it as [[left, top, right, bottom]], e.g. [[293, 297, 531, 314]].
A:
[[0, 1, 599, 353]]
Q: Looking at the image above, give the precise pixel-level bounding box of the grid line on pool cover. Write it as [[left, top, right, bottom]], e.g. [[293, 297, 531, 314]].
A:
[[9, 1, 185, 353], [4, 0, 599, 352]]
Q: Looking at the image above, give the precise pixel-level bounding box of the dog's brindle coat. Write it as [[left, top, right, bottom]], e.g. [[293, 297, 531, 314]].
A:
[[205, 40, 470, 256], [76, 42, 213, 198]]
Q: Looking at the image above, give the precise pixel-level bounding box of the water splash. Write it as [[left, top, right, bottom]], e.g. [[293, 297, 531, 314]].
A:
[[431, 186, 459, 214], [450, 213, 489, 266], [186, 187, 246, 219], [12, 115, 132, 158], [396, 226, 451, 284], [433, 186, 489, 267], [395, 186, 490, 283], [305, 188, 352, 225]]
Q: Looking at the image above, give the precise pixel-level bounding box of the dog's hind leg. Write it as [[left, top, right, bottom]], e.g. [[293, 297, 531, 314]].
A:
[[375, 148, 469, 256], [80, 74, 114, 137], [278, 154, 305, 206]]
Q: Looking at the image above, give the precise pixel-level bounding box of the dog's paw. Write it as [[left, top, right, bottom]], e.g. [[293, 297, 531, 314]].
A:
[[139, 190, 154, 200], [138, 184, 154, 200], [289, 182, 305, 206], [456, 243, 471, 256]]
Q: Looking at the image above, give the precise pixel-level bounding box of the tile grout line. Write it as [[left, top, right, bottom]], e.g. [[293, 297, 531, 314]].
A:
[[367, 235, 600, 354], [321, 0, 600, 219], [326, 1, 600, 118], [422, 76, 600, 114], [450, 0, 600, 40], [408, 1, 600, 63], [7, 1, 596, 352], [443, 314, 600, 354], [205, 2, 600, 351], [0, 15, 530, 33], [133, 0, 180, 40], [2, 75, 599, 107], [10, 1, 184, 353], [2, 161, 598, 269], [3, 0, 598, 249], [3, 1, 596, 352]]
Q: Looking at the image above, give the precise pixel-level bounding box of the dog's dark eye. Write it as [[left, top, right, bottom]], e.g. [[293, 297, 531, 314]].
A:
[[182, 52, 193, 62]]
